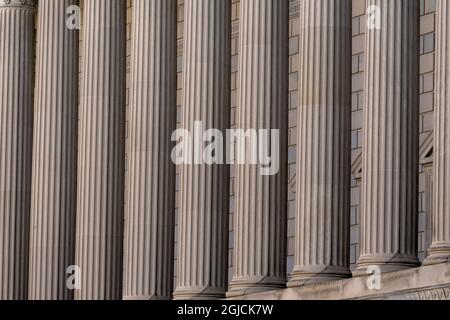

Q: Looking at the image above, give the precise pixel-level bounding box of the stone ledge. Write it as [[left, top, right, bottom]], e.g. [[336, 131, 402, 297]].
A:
[[228, 263, 450, 300]]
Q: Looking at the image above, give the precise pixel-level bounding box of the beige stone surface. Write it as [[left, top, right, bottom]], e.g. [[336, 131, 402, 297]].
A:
[[231, 263, 450, 300]]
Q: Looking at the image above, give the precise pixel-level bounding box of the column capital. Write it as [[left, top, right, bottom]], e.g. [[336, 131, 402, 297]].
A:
[[0, 0, 36, 8]]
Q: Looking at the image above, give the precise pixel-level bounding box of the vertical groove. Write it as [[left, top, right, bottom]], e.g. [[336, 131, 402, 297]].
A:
[[0, 0, 36, 300], [29, 0, 79, 300], [227, 0, 288, 298], [123, 0, 176, 300], [75, 0, 126, 300], [173, 0, 230, 300], [355, 0, 420, 275], [289, 0, 352, 287]]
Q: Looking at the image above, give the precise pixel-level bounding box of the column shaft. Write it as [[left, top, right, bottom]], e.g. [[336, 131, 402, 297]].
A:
[[123, 0, 176, 300], [424, 0, 450, 265], [355, 0, 420, 275], [288, 0, 352, 287], [75, 0, 126, 300], [228, 0, 288, 297], [29, 0, 79, 300], [0, 0, 36, 300], [174, 0, 230, 300]]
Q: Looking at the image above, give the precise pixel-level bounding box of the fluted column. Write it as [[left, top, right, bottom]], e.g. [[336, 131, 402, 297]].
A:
[[123, 0, 176, 300], [424, 0, 450, 266], [227, 0, 288, 297], [354, 0, 420, 276], [75, 0, 126, 300], [173, 0, 230, 300], [0, 0, 36, 300], [288, 0, 352, 287], [28, 0, 79, 300]]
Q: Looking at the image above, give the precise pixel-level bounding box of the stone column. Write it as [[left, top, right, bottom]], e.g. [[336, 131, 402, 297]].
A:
[[288, 0, 352, 287], [354, 0, 420, 276], [0, 0, 36, 300], [123, 0, 176, 300], [424, 0, 450, 266], [173, 0, 230, 300], [75, 0, 126, 300], [28, 0, 79, 300], [227, 0, 288, 297]]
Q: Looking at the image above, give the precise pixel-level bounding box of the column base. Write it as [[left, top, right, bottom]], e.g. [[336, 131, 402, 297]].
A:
[[287, 265, 351, 287], [226, 276, 286, 298], [173, 286, 226, 300], [423, 243, 450, 266], [353, 254, 420, 277]]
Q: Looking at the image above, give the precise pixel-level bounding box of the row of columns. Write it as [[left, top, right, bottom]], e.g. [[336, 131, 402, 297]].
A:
[[0, 0, 449, 300]]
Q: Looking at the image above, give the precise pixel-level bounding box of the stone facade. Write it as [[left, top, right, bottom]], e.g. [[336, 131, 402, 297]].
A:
[[0, 0, 449, 300]]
